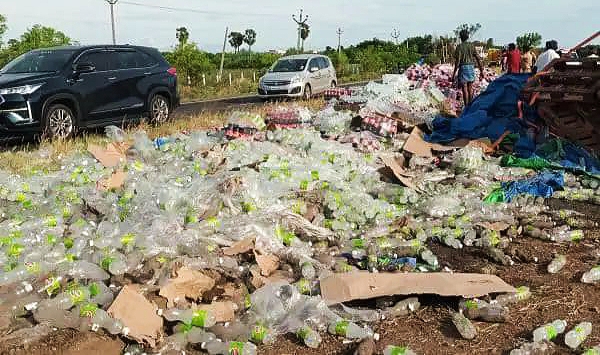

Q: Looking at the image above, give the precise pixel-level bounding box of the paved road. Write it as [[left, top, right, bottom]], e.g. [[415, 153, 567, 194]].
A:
[[173, 80, 373, 117]]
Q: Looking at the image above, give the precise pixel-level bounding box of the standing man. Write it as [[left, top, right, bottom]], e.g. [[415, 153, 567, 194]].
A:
[[506, 43, 521, 74], [521, 45, 537, 73], [534, 40, 560, 73], [452, 29, 484, 107]]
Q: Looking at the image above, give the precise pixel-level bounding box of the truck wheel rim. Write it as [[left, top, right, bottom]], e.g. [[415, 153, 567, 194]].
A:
[[49, 108, 73, 138], [152, 97, 169, 122]]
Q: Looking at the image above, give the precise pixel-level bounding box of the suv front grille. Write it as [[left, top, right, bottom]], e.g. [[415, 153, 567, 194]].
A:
[[263, 80, 291, 86]]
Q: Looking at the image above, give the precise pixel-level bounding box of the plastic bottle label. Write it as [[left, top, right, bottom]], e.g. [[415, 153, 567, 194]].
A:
[[390, 346, 408, 355], [191, 310, 208, 327], [251, 323, 267, 343], [351, 239, 365, 249], [80, 303, 98, 318], [228, 341, 245, 355], [296, 327, 309, 340], [89, 283, 100, 297], [465, 300, 479, 310], [545, 325, 557, 340], [335, 320, 349, 336]]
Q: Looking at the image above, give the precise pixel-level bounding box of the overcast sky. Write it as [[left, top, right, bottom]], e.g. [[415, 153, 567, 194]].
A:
[[1, 0, 598, 52]]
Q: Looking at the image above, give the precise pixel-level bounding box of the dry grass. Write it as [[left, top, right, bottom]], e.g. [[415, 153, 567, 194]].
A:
[[0, 98, 326, 175]]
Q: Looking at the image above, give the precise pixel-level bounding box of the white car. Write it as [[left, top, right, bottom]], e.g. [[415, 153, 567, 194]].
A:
[[258, 54, 337, 99]]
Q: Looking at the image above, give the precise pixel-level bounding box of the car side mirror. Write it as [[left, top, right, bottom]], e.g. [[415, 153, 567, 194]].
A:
[[309, 67, 319, 73], [73, 62, 95, 74]]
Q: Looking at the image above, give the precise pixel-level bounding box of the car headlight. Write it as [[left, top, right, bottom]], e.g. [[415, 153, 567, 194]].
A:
[[290, 76, 302, 84], [0, 83, 44, 95]]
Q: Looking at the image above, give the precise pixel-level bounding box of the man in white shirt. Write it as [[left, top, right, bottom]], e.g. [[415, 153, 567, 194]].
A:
[[534, 40, 560, 73]]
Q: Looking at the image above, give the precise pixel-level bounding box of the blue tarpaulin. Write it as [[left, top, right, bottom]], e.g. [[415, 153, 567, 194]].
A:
[[536, 139, 600, 176], [426, 74, 535, 154], [501, 170, 564, 202]]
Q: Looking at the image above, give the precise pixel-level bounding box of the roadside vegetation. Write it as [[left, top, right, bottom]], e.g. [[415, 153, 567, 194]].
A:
[[1, 14, 599, 102]]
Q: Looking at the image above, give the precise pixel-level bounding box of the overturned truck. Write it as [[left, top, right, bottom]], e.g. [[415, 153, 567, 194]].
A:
[[522, 33, 600, 153]]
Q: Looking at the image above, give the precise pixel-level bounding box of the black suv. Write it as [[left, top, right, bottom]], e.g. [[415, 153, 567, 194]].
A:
[[0, 45, 179, 140]]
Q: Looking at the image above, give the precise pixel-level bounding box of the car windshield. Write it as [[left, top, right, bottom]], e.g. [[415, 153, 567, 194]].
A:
[[271, 59, 307, 72], [1, 49, 76, 74]]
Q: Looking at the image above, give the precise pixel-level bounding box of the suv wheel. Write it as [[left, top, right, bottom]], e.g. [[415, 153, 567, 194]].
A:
[[303, 85, 312, 100], [45, 104, 76, 139], [150, 94, 170, 124]]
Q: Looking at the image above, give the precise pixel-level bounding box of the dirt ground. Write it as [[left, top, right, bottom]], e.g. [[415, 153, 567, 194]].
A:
[[1, 198, 599, 355]]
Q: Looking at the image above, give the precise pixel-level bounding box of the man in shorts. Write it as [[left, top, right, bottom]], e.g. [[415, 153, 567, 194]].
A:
[[452, 30, 484, 107]]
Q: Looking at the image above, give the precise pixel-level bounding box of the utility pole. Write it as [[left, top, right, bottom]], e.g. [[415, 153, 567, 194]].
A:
[[219, 27, 229, 81], [105, 0, 118, 45], [292, 9, 308, 52], [391, 29, 400, 45], [336, 28, 343, 54]]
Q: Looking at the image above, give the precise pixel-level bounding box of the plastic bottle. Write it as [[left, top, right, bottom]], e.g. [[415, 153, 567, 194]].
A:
[[300, 261, 316, 280], [494, 286, 532, 306], [532, 319, 567, 342], [296, 326, 322, 348], [328, 320, 373, 340], [163, 308, 217, 328], [384, 345, 418, 355], [452, 311, 477, 339], [203, 340, 257, 355], [79, 305, 124, 334], [186, 327, 217, 344], [551, 228, 584, 243], [547, 255, 567, 274], [384, 297, 421, 318], [420, 249, 438, 268], [581, 266, 600, 284], [248, 322, 275, 345], [509, 341, 555, 355], [459, 299, 507, 323], [564, 322, 592, 349]]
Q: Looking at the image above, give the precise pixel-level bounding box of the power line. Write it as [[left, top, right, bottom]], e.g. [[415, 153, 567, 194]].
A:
[[119, 1, 274, 17]]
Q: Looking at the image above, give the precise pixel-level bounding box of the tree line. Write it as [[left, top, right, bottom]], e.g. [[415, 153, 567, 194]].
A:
[[2, 14, 598, 86]]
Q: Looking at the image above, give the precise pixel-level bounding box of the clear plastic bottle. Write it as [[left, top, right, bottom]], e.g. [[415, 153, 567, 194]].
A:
[[384, 297, 421, 318], [420, 249, 438, 268], [384, 345, 417, 355], [494, 286, 532, 306], [300, 261, 316, 280], [547, 255, 567, 274], [186, 327, 217, 344], [581, 266, 600, 284], [296, 326, 322, 348], [532, 319, 567, 342], [551, 228, 584, 243], [203, 340, 257, 355], [459, 299, 507, 322], [163, 308, 217, 328], [328, 320, 373, 340], [509, 341, 554, 355], [452, 312, 477, 340], [564, 322, 592, 349], [80, 305, 124, 334]]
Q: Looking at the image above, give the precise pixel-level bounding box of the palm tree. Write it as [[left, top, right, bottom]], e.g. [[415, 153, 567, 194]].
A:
[[243, 29, 257, 53]]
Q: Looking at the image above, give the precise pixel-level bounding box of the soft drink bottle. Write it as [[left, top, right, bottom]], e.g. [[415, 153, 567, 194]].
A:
[[564, 322, 592, 349], [532, 319, 567, 342]]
